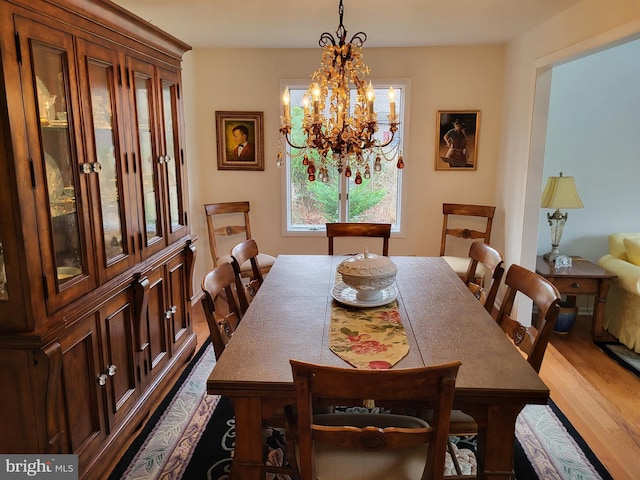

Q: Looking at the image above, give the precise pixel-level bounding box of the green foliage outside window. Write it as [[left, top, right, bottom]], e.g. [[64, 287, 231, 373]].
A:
[[289, 105, 390, 225]]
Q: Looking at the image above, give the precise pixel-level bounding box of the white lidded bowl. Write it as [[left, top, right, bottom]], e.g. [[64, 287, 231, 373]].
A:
[[337, 249, 397, 301]]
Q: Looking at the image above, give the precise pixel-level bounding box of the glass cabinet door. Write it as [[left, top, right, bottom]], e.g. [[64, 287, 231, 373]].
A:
[[15, 17, 96, 312], [158, 67, 187, 243], [35, 46, 83, 280], [128, 57, 166, 259], [77, 39, 135, 281]]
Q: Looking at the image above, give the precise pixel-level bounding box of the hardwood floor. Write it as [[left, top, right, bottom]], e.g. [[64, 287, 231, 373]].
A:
[[108, 302, 638, 479], [539, 314, 640, 480]]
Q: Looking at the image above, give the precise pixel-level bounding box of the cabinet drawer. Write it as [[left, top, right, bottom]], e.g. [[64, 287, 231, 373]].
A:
[[548, 277, 599, 294]]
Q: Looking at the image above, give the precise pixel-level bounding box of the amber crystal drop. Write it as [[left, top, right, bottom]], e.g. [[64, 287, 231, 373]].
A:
[[397, 156, 404, 169], [355, 171, 362, 184]]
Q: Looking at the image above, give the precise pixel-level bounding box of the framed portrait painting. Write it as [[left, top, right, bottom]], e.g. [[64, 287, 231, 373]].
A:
[[215, 111, 264, 171], [435, 110, 480, 171]]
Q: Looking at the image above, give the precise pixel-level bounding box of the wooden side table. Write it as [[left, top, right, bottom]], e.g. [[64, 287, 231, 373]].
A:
[[535, 256, 617, 342]]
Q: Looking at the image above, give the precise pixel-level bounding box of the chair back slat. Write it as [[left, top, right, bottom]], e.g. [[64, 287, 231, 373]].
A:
[[326, 222, 391, 256]]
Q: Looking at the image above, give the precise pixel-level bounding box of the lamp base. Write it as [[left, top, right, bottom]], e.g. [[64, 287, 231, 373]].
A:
[[543, 246, 561, 262]]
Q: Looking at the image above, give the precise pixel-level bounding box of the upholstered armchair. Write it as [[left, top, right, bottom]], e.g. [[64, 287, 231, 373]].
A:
[[598, 233, 640, 353]]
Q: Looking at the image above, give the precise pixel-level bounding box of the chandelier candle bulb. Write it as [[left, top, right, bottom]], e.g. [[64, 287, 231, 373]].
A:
[[282, 88, 290, 123], [312, 83, 321, 119], [366, 81, 375, 114], [389, 87, 396, 117]]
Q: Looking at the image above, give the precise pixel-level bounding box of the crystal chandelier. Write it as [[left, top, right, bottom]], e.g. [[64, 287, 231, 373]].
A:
[[278, 0, 403, 184]]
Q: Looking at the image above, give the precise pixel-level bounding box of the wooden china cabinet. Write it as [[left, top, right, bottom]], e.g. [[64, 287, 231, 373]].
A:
[[0, 0, 197, 477]]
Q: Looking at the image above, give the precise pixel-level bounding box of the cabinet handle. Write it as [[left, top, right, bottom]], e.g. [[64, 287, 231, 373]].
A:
[[164, 305, 178, 319], [96, 373, 108, 386], [571, 282, 580, 288], [106, 364, 117, 376]]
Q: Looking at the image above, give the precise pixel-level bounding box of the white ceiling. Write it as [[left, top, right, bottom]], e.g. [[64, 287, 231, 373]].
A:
[[113, 0, 583, 49]]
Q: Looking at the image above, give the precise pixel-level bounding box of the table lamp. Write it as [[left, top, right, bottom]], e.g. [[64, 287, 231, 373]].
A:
[[540, 172, 584, 261]]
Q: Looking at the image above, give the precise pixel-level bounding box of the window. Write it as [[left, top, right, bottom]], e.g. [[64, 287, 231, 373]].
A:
[[282, 80, 407, 234]]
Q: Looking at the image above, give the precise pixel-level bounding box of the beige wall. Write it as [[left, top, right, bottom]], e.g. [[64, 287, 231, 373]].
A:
[[183, 46, 506, 292], [498, 0, 640, 318]]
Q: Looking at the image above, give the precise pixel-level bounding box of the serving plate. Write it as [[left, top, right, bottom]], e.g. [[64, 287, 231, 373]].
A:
[[331, 282, 398, 308]]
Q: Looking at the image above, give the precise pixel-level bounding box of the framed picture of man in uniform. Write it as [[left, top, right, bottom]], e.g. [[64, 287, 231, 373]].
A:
[[215, 111, 264, 171], [435, 110, 480, 171]]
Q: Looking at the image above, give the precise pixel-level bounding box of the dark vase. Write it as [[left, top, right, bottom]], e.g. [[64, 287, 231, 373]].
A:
[[554, 302, 578, 333]]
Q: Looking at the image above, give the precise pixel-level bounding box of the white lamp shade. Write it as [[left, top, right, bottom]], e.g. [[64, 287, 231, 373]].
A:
[[540, 174, 584, 209]]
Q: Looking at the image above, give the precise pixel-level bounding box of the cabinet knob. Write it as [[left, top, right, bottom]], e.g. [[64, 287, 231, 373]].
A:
[[171, 305, 177, 314], [164, 154, 172, 163], [92, 162, 102, 173], [158, 155, 165, 164], [106, 364, 117, 376], [165, 309, 172, 319], [571, 282, 580, 288], [96, 373, 108, 386], [81, 163, 93, 174]]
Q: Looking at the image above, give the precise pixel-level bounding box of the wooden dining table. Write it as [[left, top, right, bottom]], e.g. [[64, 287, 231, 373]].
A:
[[207, 255, 550, 480]]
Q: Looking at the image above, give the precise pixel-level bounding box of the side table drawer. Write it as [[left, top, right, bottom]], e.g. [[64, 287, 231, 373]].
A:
[[548, 277, 599, 294]]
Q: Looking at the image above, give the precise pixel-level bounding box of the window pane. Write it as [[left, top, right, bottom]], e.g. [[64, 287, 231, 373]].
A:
[[348, 165, 398, 224]]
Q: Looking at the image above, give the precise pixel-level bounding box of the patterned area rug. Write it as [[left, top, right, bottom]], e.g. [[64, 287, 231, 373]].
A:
[[108, 341, 219, 480], [108, 342, 613, 480], [596, 341, 640, 378]]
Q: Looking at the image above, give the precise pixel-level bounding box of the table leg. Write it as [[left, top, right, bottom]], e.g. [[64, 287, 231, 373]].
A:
[[229, 396, 265, 480], [591, 278, 616, 342], [475, 404, 522, 480]]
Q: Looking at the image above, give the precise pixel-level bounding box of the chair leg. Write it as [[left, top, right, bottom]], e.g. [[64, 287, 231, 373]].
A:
[[448, 438, 464, 476]]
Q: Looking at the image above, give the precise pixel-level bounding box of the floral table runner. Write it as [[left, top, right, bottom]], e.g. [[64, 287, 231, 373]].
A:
[[329, 299, 410, 369]]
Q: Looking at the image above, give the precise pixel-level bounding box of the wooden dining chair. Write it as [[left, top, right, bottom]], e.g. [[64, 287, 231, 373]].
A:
[[463, 241, 505, 315], [495, 263, 562, 372], [231, 238, 264, 301], [326, 222, 391, 256], [200, 261, 249, 360], [286, 359, 461, 480], [204, 201, 276, 278], [440, 203, 495, 278], [439, 263, 561, 457]]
